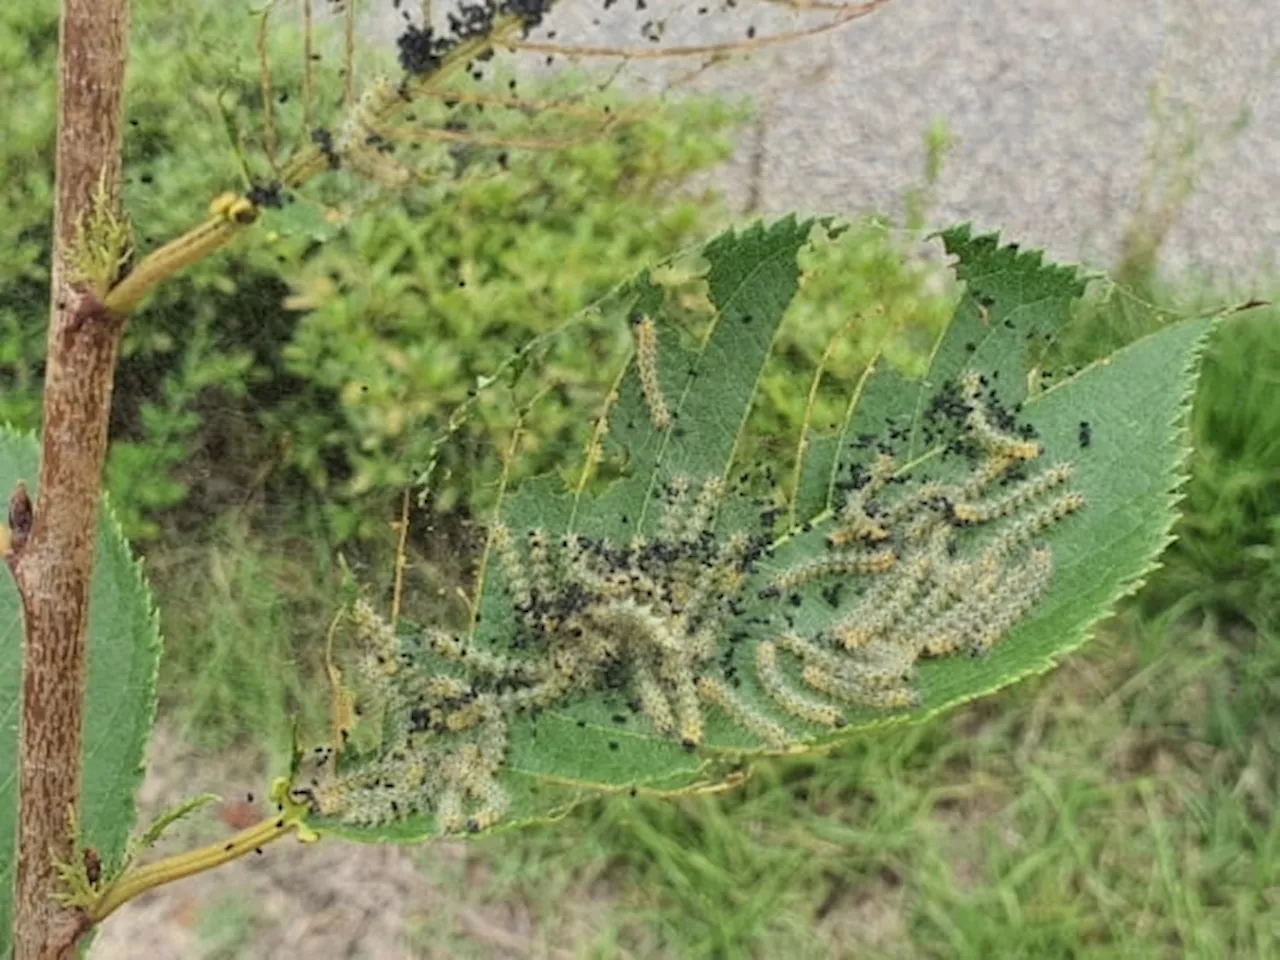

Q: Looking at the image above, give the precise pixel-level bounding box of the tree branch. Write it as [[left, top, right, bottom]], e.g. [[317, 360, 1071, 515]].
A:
[[10, 0, 131, 956]]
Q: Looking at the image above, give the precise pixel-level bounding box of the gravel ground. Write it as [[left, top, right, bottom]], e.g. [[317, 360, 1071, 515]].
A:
[[92, 725, 605, 960], [366, 0, 1280, 282], [703, 0, 1280, 280]]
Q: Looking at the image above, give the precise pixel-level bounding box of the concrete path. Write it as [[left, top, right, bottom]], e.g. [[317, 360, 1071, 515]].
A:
[[370, 0, 1280, 282]]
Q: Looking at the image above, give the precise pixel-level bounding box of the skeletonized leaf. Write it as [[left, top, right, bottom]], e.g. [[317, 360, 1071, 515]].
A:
[[305, 223, 1217, 842]]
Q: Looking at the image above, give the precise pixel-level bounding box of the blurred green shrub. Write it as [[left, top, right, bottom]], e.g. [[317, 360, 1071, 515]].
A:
[[1, 0, 954, 544], [0, 0, 744, 540], [2, 0, 301, 538], [265, 94, 742, 537]]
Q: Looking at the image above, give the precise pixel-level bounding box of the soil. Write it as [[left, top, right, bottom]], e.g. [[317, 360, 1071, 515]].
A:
[[89, 724, 581, 960]]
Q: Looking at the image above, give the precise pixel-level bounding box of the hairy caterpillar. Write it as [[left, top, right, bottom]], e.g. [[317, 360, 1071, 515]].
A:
[[526, 528, 558, 603], [769, 547, 897, 592], [777, 631, 912, 691], [350, 598, 402, 691], [658, 475, 692, 541], [951, 463, 1073, 525], [686, 476, 726, 541], [832, 551, 934, 650], [996, 493, 1086, 550], [695, 676, 790, 747], [800, 663, 919, 711], [960, 372, 1041, 460], [755, 642, 845, 728], [632, 314, 671, 430], [829, 453, 895, 547], [636, 660, 677, 735], [492, 523, 532, 612], [423, 628, 531, 678], [674, 667, 704, 748], [967, 546, 1055, 654]]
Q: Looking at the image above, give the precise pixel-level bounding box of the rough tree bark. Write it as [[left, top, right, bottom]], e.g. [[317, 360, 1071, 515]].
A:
[[8, 0, 131, 957]]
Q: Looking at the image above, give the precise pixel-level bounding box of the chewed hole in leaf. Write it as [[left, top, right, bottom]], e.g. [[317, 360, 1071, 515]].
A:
[[292, 600, 510, 834]]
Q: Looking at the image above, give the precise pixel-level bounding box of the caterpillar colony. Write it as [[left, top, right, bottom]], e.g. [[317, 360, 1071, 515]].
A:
[[294, 368, 1084, 833]]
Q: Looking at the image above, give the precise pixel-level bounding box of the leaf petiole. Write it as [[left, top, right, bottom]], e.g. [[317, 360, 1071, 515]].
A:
[[87, 779, 317, 923]]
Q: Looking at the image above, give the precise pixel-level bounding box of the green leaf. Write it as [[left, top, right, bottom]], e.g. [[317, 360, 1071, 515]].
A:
[[0, 429, 161, 955], [133, 792, 219, 854], [782, 226, 1216, 728], [307, 223, 1217, 843], [314, 217, 817, 841], [794, 223, 1091, 520]]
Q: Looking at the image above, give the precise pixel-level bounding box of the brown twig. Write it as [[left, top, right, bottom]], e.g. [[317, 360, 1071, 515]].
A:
[[391, 490, 411, 629], [302, 0, 314, 130], [10, 1, 131, 955], [508, 0, 893, 60], [343, 0, 356, 109], [407, 85, 652, 122], [257, 2, 279, 171], [381, 120, 620, 152]]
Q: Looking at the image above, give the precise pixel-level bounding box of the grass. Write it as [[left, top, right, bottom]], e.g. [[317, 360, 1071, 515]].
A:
[[146, 516, 338, 753], [1145, 305, 1280, 629], [141, 293, 1279, 956], [146, 503, 479, 757], [194, 892, 260, 960]]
